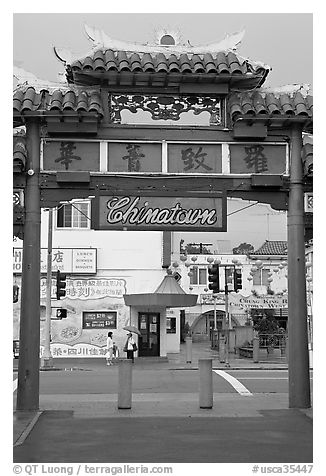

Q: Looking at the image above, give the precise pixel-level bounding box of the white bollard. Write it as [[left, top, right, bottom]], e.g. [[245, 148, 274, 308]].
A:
[[118, 359, 132, 409], [253, 337, 259, 363], [199, 358, 213, 409], [219, 335, 226, 363], [185, 336, 192, 363]]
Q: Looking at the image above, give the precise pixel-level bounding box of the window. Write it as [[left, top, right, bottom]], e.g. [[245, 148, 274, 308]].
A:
[[57, 201, 90, 229], [166, 317, 176, 334], [190, 266, 207, 285], [253, 268, 270, 286]]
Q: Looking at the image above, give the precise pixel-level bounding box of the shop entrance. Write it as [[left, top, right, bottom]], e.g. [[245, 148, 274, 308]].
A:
[[138, 312, 160, 357]]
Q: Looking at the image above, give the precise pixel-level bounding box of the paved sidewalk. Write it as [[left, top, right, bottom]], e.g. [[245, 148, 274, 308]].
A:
[[13, 342, 312, 463]]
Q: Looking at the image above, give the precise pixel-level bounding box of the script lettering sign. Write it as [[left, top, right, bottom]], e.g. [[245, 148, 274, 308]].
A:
[[92, 193, 226, 231]]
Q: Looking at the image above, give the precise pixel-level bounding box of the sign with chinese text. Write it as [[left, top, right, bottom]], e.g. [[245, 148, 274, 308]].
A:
[[92, 194, 226, 231], [108, 143, 162, 172], [40, 343, 108, 358], [13, 248, 97, 274], [200, 293, 226, 305], [229, 144, 287, 174], [40, 278, 126, 300], [82, 311, 117, 329], [168, 144, 222, 173], [42, 141, 100, 171], [229, 294, 288, 310]]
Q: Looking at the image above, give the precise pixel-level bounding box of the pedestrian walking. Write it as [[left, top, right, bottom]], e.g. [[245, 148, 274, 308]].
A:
[[106, 331, 114, 366], [123, 332, 137, 362]]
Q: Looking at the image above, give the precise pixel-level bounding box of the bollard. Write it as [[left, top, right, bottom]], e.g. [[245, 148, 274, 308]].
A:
[[253, 337, 259, 363], [118, 359, 132, 409], [219, 335, 226, 363], [185, 336, 192, 363], [199, 359, 213, 409]]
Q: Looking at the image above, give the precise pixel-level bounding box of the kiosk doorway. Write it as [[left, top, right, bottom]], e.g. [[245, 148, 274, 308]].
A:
[[138, 312, 160, 356]]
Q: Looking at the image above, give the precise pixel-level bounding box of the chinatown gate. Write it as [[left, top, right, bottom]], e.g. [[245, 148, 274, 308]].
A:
[[13, 27, 313, 410]]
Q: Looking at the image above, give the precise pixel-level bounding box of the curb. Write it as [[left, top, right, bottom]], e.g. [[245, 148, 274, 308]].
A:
[[14, 411, 43, 447]]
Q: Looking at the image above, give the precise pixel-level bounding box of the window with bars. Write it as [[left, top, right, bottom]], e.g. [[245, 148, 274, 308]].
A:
[[190, 266, 207, 285], [252, 268, 270, 286], [56, 201, 90, 229]]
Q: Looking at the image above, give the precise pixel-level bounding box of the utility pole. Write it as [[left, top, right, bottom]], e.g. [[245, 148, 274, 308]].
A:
[[287, 124, 311, 408], [40, 208, 54, 368]]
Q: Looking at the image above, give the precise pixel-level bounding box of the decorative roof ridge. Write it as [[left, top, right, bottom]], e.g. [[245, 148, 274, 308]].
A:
[[54, 25, 270, 72], [83, 24, 247, 55], [14, 66, 69, 94], [13, 75, 101, 96], [255, 83, 311, 98]]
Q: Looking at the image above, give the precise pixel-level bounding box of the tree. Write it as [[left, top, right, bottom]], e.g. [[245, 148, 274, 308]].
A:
[[251, 309, 280, 353], [232, 242, 254, 255]]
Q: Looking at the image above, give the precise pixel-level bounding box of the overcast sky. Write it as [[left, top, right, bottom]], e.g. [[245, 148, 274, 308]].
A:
[[13, 12, 312, 89]]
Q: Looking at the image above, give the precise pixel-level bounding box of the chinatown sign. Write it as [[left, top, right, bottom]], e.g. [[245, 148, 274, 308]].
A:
[[92, 193, 226, 231], [229, 294, 288, 310]]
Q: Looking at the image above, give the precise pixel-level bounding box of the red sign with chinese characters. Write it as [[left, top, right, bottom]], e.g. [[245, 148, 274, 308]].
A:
[[229, 143, 287, 174]]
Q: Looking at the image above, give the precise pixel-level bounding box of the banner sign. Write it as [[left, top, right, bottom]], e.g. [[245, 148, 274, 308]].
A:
[[92, 193, 226, 231], [200, 293, 226, 305], [42, 141, 100, 171], [39, 277, 126, 300], [229, 144, 287, 174], [13, 248, 97, 274], [167, 144, 222, 174], [229, 294, 288, 310], [108, 142, 162, 172], [82, 311, 117, 329]]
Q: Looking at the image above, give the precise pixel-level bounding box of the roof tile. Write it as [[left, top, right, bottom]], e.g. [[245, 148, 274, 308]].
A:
[[253, 240, 288, 256], [14, 87, 104, 119], [67, 48, 267, 86], [228, 90, 312, 130]]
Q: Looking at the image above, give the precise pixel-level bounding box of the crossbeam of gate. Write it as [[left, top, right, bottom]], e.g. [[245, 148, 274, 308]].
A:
[[36, 173, 290, 210]]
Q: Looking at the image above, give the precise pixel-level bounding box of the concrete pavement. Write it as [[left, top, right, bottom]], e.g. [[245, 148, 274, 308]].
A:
[[13, 341, 313, 463]]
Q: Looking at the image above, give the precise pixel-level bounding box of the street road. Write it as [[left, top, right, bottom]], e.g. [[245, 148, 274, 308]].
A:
[[13, 366, 313, 398]]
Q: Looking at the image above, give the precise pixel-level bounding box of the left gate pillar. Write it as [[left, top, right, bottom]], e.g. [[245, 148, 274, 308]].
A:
[[16, 119, 41, 411]]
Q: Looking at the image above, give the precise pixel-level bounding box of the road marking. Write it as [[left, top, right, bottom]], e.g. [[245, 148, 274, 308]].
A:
[[213, 370, 252, 396], [13, 378, 18, 393], [237, 377, 288, 380]]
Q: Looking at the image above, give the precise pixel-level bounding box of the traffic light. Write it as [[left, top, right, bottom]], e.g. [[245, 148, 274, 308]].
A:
[[56, 270, 67, 300], [234, 268, 242, 292], [56, 309, 67, 319], [13, 284, 19, 303], [208, 264, 220, 293], [302, 142, 313, 178]]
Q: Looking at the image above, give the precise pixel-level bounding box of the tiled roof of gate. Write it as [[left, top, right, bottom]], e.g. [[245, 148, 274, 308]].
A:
[[13, 87, 104, 117], [67, 49, 268, 78], [228, 91, 313, 121], [253, 241, 288, 256], [13, 86, 313, 133]]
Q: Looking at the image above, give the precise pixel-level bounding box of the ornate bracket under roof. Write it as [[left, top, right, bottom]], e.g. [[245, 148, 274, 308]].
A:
[[109, 94, 222, 124]]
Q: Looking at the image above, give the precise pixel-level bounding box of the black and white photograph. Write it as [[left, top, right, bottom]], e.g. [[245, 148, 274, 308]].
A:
[[10, 5, 318, 473]]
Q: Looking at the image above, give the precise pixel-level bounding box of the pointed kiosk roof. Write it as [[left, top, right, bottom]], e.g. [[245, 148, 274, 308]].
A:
[[123, 274, 198, 308]]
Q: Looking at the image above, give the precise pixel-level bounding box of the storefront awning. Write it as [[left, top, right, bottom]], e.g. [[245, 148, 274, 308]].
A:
[[123, 274, 198, 308]]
